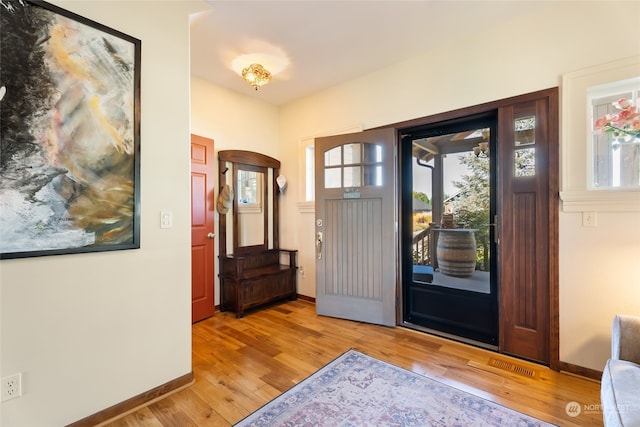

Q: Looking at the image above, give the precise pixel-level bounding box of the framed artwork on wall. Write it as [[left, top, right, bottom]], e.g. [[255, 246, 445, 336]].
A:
[[0, 0, 141, 259]]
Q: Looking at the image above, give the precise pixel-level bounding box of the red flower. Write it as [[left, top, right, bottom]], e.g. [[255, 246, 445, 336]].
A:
[[615, 106, 639, 125], [594, 98, 640, 139]]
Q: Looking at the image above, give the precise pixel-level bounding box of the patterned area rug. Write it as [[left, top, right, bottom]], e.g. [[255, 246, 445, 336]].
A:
[[234, 349, 556, 427]]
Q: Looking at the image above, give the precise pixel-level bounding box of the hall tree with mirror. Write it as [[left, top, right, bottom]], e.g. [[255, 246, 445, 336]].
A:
[[217, 150, 298, 318]]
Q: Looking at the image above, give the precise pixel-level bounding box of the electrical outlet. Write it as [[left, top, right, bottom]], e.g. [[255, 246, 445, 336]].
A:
[[1, 373, 22, 402]]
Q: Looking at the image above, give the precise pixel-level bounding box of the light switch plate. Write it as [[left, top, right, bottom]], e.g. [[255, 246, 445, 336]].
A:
[[160, 211, 173, 229]]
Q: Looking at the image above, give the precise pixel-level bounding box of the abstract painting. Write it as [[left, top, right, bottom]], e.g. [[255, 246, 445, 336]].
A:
[[0, 0, 141, 259]]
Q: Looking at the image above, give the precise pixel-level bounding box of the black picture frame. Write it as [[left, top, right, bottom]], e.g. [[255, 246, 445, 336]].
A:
[[0, 0, 141, 259]]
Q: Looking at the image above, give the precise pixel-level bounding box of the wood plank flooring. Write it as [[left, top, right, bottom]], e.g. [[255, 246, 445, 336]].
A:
[[104, 300, 603, 426]]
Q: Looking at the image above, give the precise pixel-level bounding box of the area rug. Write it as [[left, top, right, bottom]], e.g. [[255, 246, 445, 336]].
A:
[[234, 349, 556, 427]]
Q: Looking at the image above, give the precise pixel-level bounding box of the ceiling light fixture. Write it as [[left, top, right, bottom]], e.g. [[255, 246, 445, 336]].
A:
[[242, 63, 271, 90]]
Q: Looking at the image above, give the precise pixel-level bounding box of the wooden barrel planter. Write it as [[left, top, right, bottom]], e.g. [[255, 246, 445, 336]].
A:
[[436, 229, 477, 277]]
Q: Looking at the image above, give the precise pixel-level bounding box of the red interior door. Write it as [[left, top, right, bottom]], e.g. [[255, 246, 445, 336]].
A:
[[191, 134, 216, 323]]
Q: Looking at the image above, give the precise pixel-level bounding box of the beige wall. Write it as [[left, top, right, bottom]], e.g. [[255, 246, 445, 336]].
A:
[[3, 1, 640, 426], [190, 78, 280, 304], [192, 2, 640, 373], [0, 1, 206, 425], [275, 1, 640, 372]]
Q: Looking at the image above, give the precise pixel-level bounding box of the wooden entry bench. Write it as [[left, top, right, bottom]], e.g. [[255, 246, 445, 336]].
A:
[[220, 249, 297, 318]]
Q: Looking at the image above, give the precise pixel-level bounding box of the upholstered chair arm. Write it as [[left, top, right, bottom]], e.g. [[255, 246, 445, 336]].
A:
[[611, 314, 640, 365]]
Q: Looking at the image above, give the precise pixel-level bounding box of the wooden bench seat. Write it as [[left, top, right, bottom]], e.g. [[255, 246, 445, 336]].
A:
[[241, 263, 292, 280], [219, 249, 297, 318]]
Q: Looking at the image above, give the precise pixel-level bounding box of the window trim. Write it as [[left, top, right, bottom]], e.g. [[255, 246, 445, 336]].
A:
[[560, 55, 640, 212]]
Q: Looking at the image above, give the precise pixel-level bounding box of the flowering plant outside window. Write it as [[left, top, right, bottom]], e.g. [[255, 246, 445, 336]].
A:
[[594, 98, 640, 145]]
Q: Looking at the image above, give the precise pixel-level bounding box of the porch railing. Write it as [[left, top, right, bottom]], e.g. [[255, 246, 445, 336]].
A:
[[412, 224, 437, 267]]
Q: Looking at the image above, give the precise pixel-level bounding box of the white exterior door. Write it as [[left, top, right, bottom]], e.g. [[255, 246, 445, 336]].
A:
[[315, 129, 397, 326]]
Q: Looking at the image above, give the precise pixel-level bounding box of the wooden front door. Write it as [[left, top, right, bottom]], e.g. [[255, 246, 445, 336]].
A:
[[315, 129, 397, 327], [191, 134, 216, 323], [498, 91, 558, 364]]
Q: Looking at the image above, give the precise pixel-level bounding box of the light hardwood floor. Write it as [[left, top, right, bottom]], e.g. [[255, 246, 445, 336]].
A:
[[105, 300, 603, 426]]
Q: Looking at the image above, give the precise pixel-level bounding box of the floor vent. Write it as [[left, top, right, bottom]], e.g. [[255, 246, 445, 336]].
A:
[[488, 357, 537, 378]]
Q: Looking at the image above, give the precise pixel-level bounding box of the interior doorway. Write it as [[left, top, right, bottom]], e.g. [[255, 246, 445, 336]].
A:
[[401, 114, 499, 346]]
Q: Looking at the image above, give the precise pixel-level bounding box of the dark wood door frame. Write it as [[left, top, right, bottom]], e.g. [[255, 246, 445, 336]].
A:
[[380, 87, 559, 370]]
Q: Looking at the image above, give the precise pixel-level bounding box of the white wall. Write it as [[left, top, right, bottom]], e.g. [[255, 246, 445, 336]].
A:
[[0, 1, 206, 426], [275, 1, 640, 372]]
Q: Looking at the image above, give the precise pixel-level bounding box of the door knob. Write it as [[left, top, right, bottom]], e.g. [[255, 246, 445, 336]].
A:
[[207, 232, 216, 239]]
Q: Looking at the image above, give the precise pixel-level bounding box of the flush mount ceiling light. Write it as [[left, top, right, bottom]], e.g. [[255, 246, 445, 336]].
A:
[[230, 50, 290, 92], [241, 63, 271, 90]]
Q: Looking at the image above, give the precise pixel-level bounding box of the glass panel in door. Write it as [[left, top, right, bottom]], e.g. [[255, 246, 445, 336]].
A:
[[403, 122, 498, 346]]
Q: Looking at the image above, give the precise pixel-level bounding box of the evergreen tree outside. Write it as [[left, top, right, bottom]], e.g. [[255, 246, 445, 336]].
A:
[[450, 154, 490, 270], [450, 149, 535, 270]]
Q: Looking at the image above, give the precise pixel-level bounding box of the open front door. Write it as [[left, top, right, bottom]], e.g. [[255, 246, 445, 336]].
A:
[[315, 129, 397, 326]]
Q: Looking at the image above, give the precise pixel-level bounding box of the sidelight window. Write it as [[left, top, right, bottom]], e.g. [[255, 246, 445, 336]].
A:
[[514, 116, 536, 177]]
